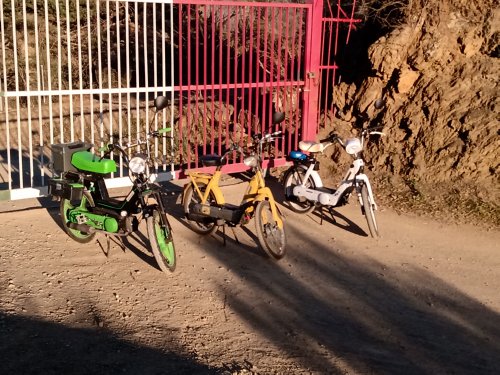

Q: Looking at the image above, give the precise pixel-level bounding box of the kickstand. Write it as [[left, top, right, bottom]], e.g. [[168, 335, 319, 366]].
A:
[[221, 225, 226, 246], [328, 207, 337, 224], [97, 235, 112, 258], [230, 227, 240, 244], [320, 207, 324, 225]]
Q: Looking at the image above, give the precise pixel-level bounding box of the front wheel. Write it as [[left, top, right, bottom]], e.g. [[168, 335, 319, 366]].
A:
[[283, 167, 316, 214], [60, 190, 96, 243], [255, 200, 286, 260], [147, 209, 176, 272], [360, 184, 379, 238]]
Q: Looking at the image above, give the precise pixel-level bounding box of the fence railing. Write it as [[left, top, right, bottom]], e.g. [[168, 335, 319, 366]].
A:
[[0, 0, 358, 200]]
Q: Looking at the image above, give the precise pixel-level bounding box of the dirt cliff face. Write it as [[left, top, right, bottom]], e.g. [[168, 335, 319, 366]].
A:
[[329, 1, 499, 225]]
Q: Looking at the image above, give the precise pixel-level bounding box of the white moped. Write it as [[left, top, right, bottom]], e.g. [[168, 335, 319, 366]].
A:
[[282, 106, 385, 237]]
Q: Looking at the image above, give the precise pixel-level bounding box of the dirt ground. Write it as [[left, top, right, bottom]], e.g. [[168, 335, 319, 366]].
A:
[[1, 176, 499, 374]]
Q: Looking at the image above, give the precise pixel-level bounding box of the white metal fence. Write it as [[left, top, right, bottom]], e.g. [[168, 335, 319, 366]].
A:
[[0, 0, 176, 200]]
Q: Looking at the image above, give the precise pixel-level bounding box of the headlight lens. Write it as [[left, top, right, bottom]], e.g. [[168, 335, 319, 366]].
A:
[[129, 155, 147, 174], [244, 155, 258, 168], [345, 137, 362, 155]]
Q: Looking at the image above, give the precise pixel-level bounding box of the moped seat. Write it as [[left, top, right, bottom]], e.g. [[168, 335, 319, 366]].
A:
[[200, 154, 223, 167], [298, 141, 329, 153], [71, 151, 117, 174]]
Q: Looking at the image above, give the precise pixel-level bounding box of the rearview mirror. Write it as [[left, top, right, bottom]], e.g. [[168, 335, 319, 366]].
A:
[[154, 96, 170, 111]]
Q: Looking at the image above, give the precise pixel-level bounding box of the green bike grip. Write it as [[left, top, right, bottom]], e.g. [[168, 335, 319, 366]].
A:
[[158, 127, 172, 134]]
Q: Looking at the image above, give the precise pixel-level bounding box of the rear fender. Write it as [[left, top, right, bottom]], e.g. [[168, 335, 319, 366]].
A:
[[285, 164, 323, 188]]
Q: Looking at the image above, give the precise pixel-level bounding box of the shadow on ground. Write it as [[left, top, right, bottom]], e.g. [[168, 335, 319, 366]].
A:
[[0, 312, 219, 375], [179, 175, 500, 374]]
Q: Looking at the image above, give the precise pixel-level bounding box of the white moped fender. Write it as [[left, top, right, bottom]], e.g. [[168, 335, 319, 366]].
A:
[[355, 174, 378, 210], [293, 164, 324, 188]]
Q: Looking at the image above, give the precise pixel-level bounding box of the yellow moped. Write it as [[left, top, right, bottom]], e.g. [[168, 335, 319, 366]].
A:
[[182, 113, 286, 260]]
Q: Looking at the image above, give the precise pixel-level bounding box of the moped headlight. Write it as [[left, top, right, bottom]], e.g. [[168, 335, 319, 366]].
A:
[[129, 155, 147, 174], [345, 138, 362, 155], [244, 155, 258, 168]]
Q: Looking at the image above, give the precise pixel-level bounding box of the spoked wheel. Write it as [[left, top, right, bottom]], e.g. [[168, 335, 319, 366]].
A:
[[283, 167, 316, 214], [59, 190, 96, 243], [147, 208, 176, 272], [183, 183, 217, 235], [255, 200, 286, 260], [360, 183, 379, 238]]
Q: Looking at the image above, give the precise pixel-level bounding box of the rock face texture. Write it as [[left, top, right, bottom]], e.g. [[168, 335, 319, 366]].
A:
[[331, 1, 499, 209]]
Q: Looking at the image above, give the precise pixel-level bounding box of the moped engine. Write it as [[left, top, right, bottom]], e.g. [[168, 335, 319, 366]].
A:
[[190, 203, 243, 224]]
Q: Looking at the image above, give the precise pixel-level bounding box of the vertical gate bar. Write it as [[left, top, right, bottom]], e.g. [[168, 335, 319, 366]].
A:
[[33, 0, 45, 185], [77, 0, 84, 142], [194, 4, 200, 160], [268, 6, 275, 135], [153, 2, 158, 163], [261, 7, 269, 134], [246, 7, 254, 143], [106, 0, 113, 172], [125, 3, 131, 157], [116, 0, 123, 175], [134, 2, 140, 147], [169, 1, 174, 175], [232, 7, 239, 161], [276, 7, 283, 157], [169, 1, 175, 175], [254, 7, 261, 137], [302, 0, 322, 141], [177, 4, 184, 165], [11, 0, 23, 188], [186, 4, 192, 166], [293, 8, 302, 148], [22, 0, 34, 186], [224, 5, 230, 152], [284, 7, 292, 151], [65, 0, 74, 142], [202, 4, 208, 156], [44, 0, 53, 145], [143, 3, 149, 129], [210, 4, 215, 154], [239, 7, 246, 152], [96, 1, 104, 149], [0, 2, 12, 190], [161, 2, 167, 170], [86, 0, 94, 145], [55, 0, 63, 142], [217, 4, 223, 156], [323, 19, 334, 116]]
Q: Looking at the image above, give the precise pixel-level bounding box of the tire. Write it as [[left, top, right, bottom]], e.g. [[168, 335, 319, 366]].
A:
[[183, 183, 217, 235], [59, 190, 96, 243], [283, 167, 316, 214], [361, 183, 379, 238], [147, 208, 176, 272], [255, 200, 286, 260]]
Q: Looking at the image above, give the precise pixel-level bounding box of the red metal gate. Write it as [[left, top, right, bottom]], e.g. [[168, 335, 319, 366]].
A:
[[174, 0, 323, 174]]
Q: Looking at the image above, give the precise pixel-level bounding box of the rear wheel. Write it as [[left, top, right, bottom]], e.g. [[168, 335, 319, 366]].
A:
[[147, 208, 176, 272], [183, 183, 217, 235], [283, 167, 316, 214], [255, 200, 286, 260], [361, 184, 379, 238], [59, 191, 96, 243]]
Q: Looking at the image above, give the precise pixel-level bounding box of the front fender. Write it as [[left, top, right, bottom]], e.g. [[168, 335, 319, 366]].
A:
[[355, 174, 377, 210]]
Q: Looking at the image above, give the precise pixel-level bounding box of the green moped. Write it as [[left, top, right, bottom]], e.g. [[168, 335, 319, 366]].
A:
[[48, 96, 176, 272]]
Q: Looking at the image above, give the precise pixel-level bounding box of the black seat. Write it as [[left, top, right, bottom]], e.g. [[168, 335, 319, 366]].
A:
[[200, 154, 223, 167]]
